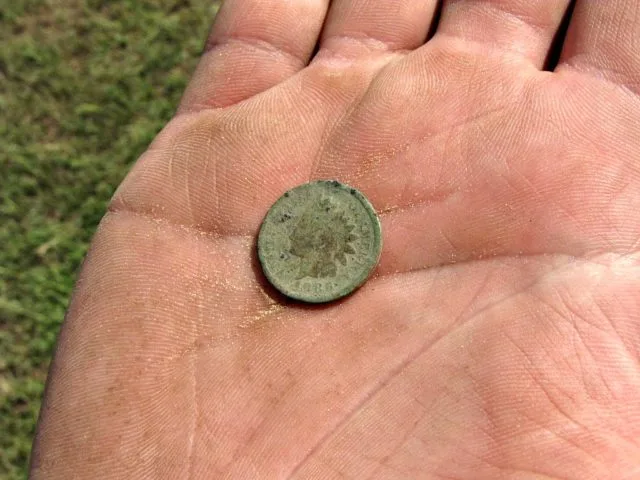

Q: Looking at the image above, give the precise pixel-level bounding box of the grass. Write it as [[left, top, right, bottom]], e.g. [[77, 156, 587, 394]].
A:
[[0, 1, 218, 477]]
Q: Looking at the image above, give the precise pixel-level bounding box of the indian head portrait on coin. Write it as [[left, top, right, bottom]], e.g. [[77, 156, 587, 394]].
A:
[[258, 180, 382, 303]]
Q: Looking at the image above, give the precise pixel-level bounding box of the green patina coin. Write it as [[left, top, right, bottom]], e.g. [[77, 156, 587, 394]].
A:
[[258, 180, 382, 303]]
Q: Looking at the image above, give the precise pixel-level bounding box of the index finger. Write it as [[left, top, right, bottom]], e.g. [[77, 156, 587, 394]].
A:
[[179, 0, 330, 112]]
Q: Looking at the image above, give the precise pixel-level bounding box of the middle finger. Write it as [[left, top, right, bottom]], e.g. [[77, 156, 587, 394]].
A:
[[316, 0, 440, 61]]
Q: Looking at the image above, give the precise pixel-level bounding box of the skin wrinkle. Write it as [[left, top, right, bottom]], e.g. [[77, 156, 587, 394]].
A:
[[105, 206, 586, 315], [437, 0, 574, 70], [142, 94, 526, 239], [365, 370, 507, 480], [103, 208, 253, 241], [367, 296, 492, 479], [558, 70, 640, 131], [526, 351, 594, 442], [104, 207, 640, 305], [461, 446, 545, 480], [176, 69, 367, 227], [356, 52, 517, 141], [347, 57, 520, 146], [438, 227, 460, 253], [367, 99, 513, 213], [430, 415, 507, 478], [449, 0, 555, 33], [554, 290, 609, 377], [319, 0, 439, 53], [324, 48, 522, 194], [320, 34, 414, 55], [591, 294, 640, 365], [184, 255, 205, 480], [555, 288, 640, 420], [464, 368, 503, 442], [561, 61, 640, 99], [111, 184, 596, 276], [177, 0, 332, 112], [524, 411, 614, 476], [206, 314, 359, 475], [286, 261, 561, 477], [286, 322, 472, 477], [201, 132, 214, 218], [115, 58, 640, 266], [630, 234, 640, 256], [225, 374, 299, 473], [361, 410, 428, 480], [559, 1, 640, 95], [499, 333, 605, 468], [207, 0, 327, 57], [502, 168, 565, 253], [183, 145, 195, 225], [561, 334, 600, 428], [306, 56, 408, 183], [291, 252, 637, 476], [434, 31, 550, 66], [204, 36, 307, 68]]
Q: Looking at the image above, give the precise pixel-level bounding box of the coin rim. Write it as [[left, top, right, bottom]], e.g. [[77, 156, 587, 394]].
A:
[[257, 180, 382, 303]]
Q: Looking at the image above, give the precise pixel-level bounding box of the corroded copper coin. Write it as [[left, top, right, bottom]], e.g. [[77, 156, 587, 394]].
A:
[[258, 180, 382, 303]]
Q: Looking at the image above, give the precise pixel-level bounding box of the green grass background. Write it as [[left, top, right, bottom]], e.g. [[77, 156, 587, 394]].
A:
[[1, 1, 219, 477]]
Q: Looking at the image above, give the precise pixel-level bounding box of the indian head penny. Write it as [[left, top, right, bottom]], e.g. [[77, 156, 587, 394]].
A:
[[258, 180, 382, 303]]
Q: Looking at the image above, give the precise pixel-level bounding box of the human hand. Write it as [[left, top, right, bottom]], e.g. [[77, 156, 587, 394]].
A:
[[31, 0, 640, 478]]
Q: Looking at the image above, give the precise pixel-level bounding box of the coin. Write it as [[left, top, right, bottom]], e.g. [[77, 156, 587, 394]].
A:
[[257, 180, 382, 303]]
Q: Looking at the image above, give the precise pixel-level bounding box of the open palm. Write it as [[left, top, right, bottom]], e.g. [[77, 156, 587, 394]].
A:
[[32, 0, 640, 478]]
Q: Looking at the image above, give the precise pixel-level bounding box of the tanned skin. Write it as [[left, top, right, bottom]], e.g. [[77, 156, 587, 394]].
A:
[[31, 1, 640, 478]]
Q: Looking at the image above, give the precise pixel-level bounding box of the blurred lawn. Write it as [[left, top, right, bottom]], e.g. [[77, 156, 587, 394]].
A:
[[0, 1, 218, 477]]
